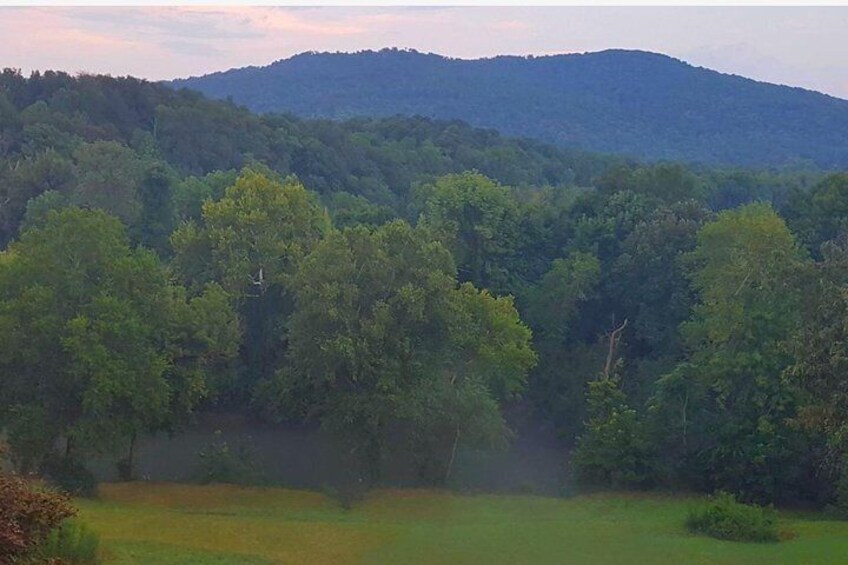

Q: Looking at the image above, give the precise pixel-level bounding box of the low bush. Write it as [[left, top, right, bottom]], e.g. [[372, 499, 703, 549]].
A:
[[35, 518, 100, 564], [685, 492, 779, 542], [195, 430, 257, 485], [0, 474, 76, 562], [323, 479, 368, 511], [41, 456, 98, 498]]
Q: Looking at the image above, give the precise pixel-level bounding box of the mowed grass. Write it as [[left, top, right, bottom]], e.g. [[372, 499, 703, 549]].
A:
[[76, 482, 848, 564]]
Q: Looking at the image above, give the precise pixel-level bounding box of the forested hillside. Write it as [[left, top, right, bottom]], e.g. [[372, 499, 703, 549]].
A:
[[172, 48, 848, 168], [3, 68, 848, 515]]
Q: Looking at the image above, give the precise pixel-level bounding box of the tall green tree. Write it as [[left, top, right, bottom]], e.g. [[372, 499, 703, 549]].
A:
[[171, 170, 331, 398], [522, 252, 603, 439], [611, 201, 712, 357], [787, 237, 848, 508], [265, 220, 536, 481], [133, 162, 176, 255], [0, 208, 239, 472], [656, 203, 811, 502], [418, 172, 525, 295]]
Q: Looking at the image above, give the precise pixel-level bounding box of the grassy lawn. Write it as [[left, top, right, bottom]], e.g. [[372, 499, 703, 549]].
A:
[[76, 482, 848, 564]]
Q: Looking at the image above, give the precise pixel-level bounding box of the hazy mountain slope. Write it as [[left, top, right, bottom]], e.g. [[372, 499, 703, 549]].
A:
[[171, 49, 848, 168]]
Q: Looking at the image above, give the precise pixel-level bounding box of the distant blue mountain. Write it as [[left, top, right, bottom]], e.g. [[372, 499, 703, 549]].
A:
[[170, 48, 848, 168]]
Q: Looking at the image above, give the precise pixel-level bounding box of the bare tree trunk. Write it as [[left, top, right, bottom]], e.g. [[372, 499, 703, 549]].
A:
[[602, 318, 628, 379], [127, 433, 136, 480], [445, 425, 461, 484]]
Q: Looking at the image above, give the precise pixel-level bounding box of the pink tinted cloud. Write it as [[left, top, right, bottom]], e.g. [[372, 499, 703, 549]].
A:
[[0, 7, 381, 79], [1, 8, 130, 49], [165, 6, 366, 37], [0, 8, 157, 76]]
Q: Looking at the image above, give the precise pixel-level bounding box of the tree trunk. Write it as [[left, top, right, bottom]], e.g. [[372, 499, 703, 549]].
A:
[[445, 425, 461, 484], [602, 318, 628, 379], [127, 433, 136, 480]]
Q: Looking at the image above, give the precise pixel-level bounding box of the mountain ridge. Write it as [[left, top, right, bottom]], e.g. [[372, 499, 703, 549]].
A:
[[175, 48, 845, 100], [170, 48, 848, 168]]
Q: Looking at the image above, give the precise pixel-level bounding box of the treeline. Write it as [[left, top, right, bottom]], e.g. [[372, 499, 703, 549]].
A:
[[0, 69, 846, 508], [0, 67, 619, 238]]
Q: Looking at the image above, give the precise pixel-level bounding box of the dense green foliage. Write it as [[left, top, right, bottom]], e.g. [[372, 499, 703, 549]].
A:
[[1, 67, 848, 511], [264, 220, 535, 482], [41, 455, 99, 498], [0, 208, 240, 477], [656, 204, 810, 501], [35, 518, 101, 564], [173, 48, 848, 168], [0, 67, 618, 249], [573, 376, 655, 488], [685, 492, 779, 543]]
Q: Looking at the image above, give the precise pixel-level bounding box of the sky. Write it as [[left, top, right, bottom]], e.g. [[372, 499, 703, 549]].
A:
[[1, 6, 847, 100]]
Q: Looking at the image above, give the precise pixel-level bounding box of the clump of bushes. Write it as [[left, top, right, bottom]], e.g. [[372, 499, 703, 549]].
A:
[[35, 518, 100, 564], [0, 473, 76, 562], [685, 492, 780, 542]]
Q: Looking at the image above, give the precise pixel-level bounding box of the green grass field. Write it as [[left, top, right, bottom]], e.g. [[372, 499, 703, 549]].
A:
[[76, 482, 848, 564]]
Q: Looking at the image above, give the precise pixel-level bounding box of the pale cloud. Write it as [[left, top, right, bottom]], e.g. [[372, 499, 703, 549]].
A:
[[490, 20, 533, 32], [162, 40, 223, 59]]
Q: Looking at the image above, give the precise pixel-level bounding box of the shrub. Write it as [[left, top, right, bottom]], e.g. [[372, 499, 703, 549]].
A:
[[573, 377, 656, 488], [323, 479, 368, 511], [685, 492, 780, 542], [0, 474, 76, 562], [35, 518, 100, 564], [41, 456, 98, 498], [195, 431, 257, 485]]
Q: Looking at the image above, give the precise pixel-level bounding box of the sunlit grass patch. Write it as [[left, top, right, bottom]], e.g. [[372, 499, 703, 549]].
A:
[[361, 488, 459, 522], [77, 482, 848, 565], [97, 482, 330, 513], [102, 540, 275, 565], [78, 483, 395, 564]]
